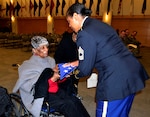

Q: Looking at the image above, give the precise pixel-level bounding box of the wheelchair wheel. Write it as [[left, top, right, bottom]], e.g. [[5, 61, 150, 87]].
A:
[[49, 112, 64, 117], [9, 93, 32, 117], [40, 112, 64, 117], [40, 102, 64, 117]]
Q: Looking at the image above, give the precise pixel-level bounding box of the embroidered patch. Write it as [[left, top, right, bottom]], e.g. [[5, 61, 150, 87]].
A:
[[78, 46, 84, 60]]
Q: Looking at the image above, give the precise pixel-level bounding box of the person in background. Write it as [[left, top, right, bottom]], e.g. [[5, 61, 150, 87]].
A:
[[54, 31, 79, 96], [124, 29, 130, 38], [124, 30, 141, 58], [66, 3, 149, 117], [119, 30, 126, 45], [13, 36, 90, 117], [128, 31, 141, 46]]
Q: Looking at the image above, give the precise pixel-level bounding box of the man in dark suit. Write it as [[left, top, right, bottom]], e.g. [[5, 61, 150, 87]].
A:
[[66, 3, 149, 117]]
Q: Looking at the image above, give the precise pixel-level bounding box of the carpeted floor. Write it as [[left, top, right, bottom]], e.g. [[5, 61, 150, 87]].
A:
[[0, 46, 150, 117]]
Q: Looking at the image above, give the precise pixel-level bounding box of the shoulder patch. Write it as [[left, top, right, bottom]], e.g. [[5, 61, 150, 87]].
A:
[[78, 46, 84, 60]]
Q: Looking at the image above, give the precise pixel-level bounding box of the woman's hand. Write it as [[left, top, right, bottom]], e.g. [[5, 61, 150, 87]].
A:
[[51, 72, 60, 82], [51, 65, 60, 82]]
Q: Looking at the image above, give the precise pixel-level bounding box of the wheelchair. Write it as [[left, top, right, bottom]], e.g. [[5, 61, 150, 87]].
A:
[[11, 64, 64, 117], [10, 92, 64, 117], [10, 93, 31, 117]]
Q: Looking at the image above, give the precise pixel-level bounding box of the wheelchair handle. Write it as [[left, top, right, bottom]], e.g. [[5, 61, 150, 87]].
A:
[[12, 63, 20, 67]]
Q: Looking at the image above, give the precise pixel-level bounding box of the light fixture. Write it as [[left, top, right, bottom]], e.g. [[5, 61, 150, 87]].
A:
[[11, 15, 15, 22], [47, 14, 52, 22], [10, 0, 13, 4], [105, 14, 108, 22]]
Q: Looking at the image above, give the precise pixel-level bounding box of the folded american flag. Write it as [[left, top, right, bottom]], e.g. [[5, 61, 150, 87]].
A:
[[58, 63, 77, 80]]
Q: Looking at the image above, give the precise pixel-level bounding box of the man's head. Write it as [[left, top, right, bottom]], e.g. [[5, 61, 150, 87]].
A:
[[131, 31, 137, 37], [31, 36, 49, 58], [125, 29, 129, 36], [119, 30, 126, 38]]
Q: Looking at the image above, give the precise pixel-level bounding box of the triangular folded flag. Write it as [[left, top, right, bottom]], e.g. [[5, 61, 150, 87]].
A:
[[58, 63, 77, 80]]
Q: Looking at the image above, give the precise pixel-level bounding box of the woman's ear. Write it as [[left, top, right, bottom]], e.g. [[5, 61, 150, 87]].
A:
[[73, 13, 78, 21], [32, 48, 36, 53]]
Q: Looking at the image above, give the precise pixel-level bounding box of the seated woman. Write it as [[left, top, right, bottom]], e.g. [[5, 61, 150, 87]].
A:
[[13, 36, 90, 117]]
